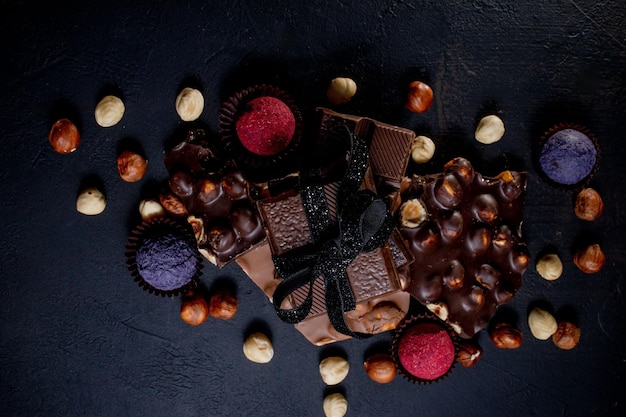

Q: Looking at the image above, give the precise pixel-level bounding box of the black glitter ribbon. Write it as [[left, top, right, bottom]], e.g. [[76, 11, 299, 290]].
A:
[[271, 129, 394, 338]]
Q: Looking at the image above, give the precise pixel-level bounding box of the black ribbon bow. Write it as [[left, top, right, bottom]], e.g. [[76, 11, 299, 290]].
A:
[[271, 129, 394, 338]]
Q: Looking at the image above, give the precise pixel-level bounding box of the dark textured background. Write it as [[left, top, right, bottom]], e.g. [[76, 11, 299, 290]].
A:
[[1, 1, 625, 416]]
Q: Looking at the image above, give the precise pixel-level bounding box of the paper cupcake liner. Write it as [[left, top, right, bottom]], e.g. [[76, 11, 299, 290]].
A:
[[125, 218, 203, 297], [536, 123, 600, 191], [218, 84, 303, 183], [390, 314, 459, 385]]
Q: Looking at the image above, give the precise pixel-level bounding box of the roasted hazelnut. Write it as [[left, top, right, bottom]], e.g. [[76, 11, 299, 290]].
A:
[[327, 77, 357, 105], [180, 291, 209, 326], [319, 356, 349, 385], [48, 118, 80, 154], [399, 198, 428, 228], [95, 95, 125, 127], [187, 215, 206, 244], [528, 307, 558, 340], [76, 187, 106, 215], [552, 321, 581, 350], [117, 150, 148, 182], [411, 135, 436, 164], [456, 339, 483, 367], [358, 301, 405, 333], [426, 301, 449, 321], [475, 115, 505, 144], [364, 353, 396, 384], [489, 322, 522, 349], [323, 393, 347, 417], [243, 332, 274, 364], [208, 287, 238, 320], [159, 190, 187, 217], [573, 243, 605, 274], [406, 81, 433, 113], [574, 188, 603, 221], [535, 253, 563, 281]]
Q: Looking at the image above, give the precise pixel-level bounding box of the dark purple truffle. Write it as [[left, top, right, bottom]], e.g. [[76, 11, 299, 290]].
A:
[[135, 229, 198, 291], [539, 128, 597, 186], [126, 218, 202, 296]]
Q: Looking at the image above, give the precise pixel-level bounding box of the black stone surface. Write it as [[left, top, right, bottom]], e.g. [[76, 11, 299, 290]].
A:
[[1, 1, 625, 416]]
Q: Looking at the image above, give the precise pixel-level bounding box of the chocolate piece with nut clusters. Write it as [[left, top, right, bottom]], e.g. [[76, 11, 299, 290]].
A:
[[397, 157, 529, 339], [164, 129, 266, 266]]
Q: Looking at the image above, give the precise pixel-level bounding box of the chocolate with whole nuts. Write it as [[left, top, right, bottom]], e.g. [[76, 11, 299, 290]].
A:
[[399, 158, 529, 338]]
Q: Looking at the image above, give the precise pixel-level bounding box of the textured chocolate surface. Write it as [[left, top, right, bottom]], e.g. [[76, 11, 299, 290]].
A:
[[165, 131, 266, 266], [399, 158, 529, 338], [315, 108, 414, 190]]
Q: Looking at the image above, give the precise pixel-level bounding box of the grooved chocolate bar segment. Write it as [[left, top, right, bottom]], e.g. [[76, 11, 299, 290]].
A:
[[369, 124, 413, 186], [316, 108, 414, 189]]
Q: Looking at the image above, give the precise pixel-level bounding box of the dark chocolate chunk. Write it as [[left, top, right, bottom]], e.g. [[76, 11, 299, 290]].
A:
[[398, 158, 529, 338]]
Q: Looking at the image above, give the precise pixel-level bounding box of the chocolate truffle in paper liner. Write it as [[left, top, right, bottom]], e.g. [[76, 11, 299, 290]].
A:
[[391, 315, 459, 384], [126, 218, 202, 297], [538, 124, 599, 189], [398, 157, 529, 339], [218, 84, 303, 183]]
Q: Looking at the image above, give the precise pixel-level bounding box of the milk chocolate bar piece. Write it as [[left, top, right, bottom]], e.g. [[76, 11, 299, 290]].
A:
[[314, 108, 415, 191], [398, 157, 529, 338]]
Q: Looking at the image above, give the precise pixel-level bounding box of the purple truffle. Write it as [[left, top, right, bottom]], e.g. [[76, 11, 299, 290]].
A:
[[539, 128, 597, 185], [136, 230, 198, 291]]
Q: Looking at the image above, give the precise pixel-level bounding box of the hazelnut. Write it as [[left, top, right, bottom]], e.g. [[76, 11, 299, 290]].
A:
[[327, 77, 357, 105], [187, 215, 206, 244], [175, 87, 204, 121], [243, 332, 274, 364], [364, 353, 396, 384], [552, 321, 581, 350], [95, 95, 125, 127], [426, 301, 449, 321], [574, 188, 604, 221], [475, 115, 505, 144], [457, 339, 483, 367], [48, 118, 80, 154], [358, 301, 405, 333], [76, 187, 106, 215], [208, 287, 238, 320], [117, 150, 148, 182], [399, 198, 428, 228], [489, 322, 522, 349], [319, 356, 349, 385], [535, 253, 563, 281], [410, 135, 436, 164], [159, 190, 187, 217], [528, 307, 558, 340], [179, 291, 209, 326], [138, 199, 165, 222], [573, 243, 605, 274], [323, 393, 348, 417], [405, 81, 433, 113]]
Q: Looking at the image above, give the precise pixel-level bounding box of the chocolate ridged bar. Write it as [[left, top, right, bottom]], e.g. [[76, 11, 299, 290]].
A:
[[398, 157, 529, 339], [314, 108, 415, 191], [164, 130, 266, 266]]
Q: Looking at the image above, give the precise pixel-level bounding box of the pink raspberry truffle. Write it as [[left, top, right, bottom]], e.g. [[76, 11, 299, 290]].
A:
[[396, 321, 456, 381], [235, 96, 296, 156]]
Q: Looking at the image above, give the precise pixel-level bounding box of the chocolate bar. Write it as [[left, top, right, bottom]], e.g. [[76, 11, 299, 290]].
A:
[[397, 157, 529, 338]]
